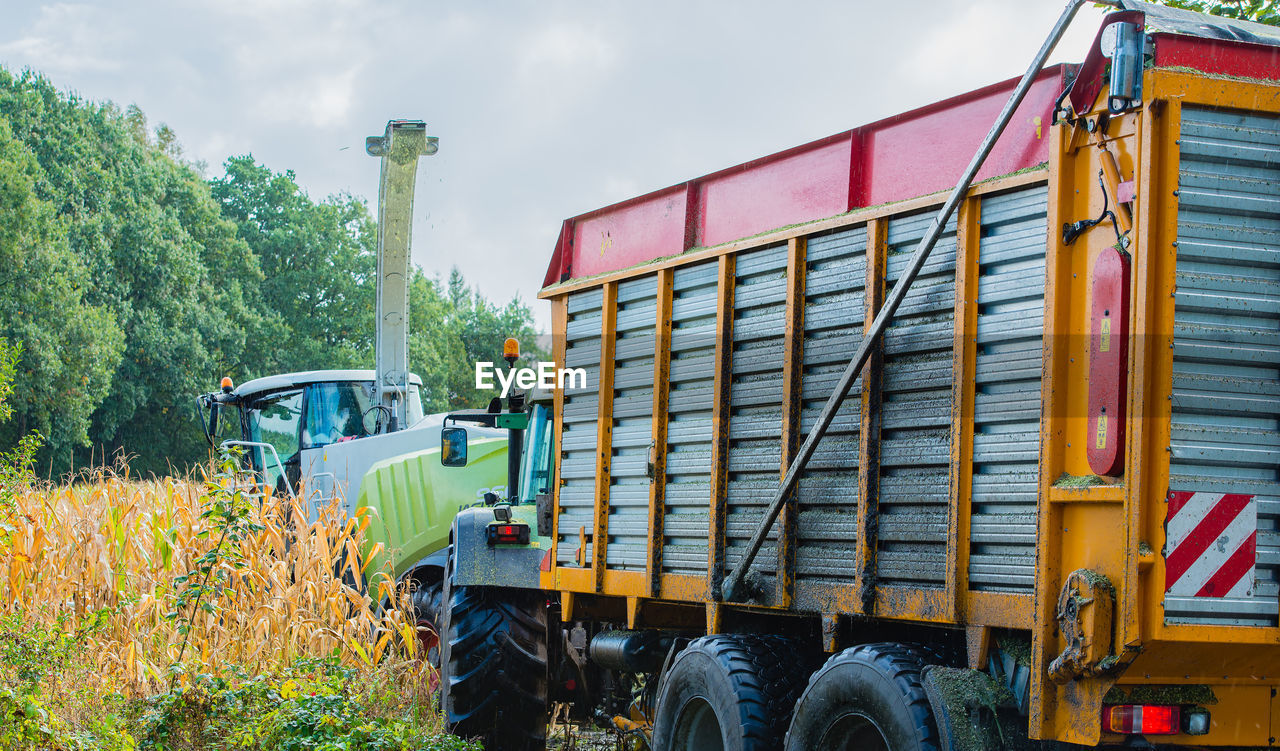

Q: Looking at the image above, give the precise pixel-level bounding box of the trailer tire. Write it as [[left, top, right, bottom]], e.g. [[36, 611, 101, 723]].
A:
[[441, 584, 548, 751], [651, 634, 813, 751], [784, 642, 941, 751]]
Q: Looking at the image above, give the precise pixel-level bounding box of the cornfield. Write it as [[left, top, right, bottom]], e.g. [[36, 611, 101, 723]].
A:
[[0, 460, 421, 696]]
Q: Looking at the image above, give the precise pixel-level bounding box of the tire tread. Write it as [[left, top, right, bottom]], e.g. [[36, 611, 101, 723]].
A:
[[655, 633, 815, 750], [785, 641, 942, 751], [443, 586, 548, 751]]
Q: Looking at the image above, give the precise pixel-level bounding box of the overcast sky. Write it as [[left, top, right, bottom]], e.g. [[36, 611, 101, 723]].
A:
[[1, 1, 1109, 332]]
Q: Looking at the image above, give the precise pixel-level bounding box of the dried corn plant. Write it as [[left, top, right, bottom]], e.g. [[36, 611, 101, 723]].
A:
[[0, 460, 421, 697]]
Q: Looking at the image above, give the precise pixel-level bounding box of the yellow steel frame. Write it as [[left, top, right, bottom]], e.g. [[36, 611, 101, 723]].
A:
[[543, 299, 567, 593], [706, 255, 735, 601], [950, 198, 980, 626]]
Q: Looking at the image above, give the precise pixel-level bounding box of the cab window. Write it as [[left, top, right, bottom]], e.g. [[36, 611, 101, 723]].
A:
[[302, 381, 374, 448], [213, 404, 242, 444], [300, 381, 426, 447], [519, 404, 555, 503], [246, 389, 302, 491]]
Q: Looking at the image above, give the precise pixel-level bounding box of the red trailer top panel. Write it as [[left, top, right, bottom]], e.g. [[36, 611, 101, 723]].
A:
[[542, 66, 1070, 289]]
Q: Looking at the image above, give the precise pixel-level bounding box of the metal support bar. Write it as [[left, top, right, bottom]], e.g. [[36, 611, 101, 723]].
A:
[[722, 0, 1094, 602]]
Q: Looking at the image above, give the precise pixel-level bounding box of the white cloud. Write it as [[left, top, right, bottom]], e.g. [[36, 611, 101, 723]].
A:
[[0, 3, 125, 74]]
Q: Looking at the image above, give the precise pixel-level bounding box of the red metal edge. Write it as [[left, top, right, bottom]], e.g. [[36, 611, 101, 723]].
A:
[[542, 220, 573, 289], [1153, 33, 1280, 80], [542, 65, 1071, 291]]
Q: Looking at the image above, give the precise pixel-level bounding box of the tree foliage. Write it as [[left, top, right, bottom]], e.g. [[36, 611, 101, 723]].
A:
[[0, 68, 543, 476], [1153, 0, 1280, 24], [0, 338, 40, 516], [210, 157, 375, 374]]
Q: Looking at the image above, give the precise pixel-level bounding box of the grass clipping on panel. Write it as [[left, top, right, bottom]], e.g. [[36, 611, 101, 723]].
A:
[[0, 453, 421, 694]]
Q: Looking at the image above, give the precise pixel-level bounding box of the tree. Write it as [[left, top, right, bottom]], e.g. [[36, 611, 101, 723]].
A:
[[210, 156, 376, 375], [0, 70, 264, 475], [407, 269, 466, 413], [210, 158, 547, 414], [1153, 0, 1280, 23], [441, 268, 545, 409], [0, 107, 123, 469], [0, 339, 40, 514]]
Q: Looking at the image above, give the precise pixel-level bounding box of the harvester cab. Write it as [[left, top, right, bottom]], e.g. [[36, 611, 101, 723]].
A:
[[196, 369, 429, 500]]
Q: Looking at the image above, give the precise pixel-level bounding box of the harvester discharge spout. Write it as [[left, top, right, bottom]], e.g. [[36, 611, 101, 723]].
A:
[[366, 120, 438, 433]]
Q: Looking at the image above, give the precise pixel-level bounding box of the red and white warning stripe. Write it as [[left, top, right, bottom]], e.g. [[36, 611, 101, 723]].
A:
[[1165, 491, 1257, 599]]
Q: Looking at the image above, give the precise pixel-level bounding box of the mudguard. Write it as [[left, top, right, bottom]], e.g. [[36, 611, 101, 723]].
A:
[[449, 503, 548, 590], [401, 549, 450, 584]]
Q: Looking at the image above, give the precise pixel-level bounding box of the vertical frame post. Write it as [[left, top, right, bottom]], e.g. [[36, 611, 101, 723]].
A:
[[1030, 112, 1074, 740], [854, 218, 887, 613], [776, 237, 807, 608], [593, 283, 618, 593], [708, 256, 736, 599], [949, 197, 981, 621], [546, 297, 569, 588], [647, 269, 675, 596]]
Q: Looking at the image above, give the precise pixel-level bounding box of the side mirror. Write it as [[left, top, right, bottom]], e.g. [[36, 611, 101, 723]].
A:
[[441, 426, 468, 467], [207, 402, 220, 444]]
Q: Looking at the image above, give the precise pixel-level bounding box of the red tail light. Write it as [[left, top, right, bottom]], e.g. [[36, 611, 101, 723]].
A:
[[486, 522, 531, 546], [1102, 705, 1180, 735]]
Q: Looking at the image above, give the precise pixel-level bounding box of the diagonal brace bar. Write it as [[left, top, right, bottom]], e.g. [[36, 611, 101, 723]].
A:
[[721, 0, 1103, 602]]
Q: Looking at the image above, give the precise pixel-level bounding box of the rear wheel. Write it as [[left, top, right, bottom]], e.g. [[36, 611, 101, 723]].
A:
[[651, 634, 813, 751], [785, 643, 941, 751], [440, 584, 548, 751]]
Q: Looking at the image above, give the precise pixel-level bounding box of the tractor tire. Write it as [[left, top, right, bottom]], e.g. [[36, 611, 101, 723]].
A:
[[410, 579, 443, 669], [440, 584, 548, 751], [651, 634, 814, 751], [784, 642, 941, 751]]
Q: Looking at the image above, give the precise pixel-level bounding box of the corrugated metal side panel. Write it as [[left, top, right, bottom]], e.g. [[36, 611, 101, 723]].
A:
[[559, 288, 604, 566], [1165, 106, 1280, 626], [968, 186, 1048, 594], [796, 226, 866, 585], [725, 244, 788, 588], [607, 276, 658, 571], [877, 211, 957, 587], [663, 262, 718, 575]]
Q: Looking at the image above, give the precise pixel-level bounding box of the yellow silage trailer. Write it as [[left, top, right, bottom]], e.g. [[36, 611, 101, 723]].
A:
[[436, 2, 1280, 748]]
